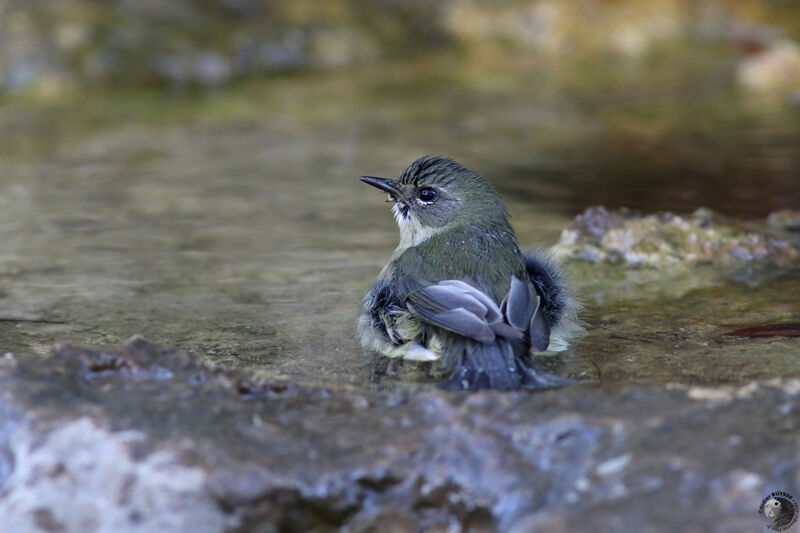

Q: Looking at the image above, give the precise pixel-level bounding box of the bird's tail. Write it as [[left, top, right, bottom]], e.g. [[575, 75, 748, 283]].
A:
[[438, 338, 572, 391], [522, 249, 585, 353]]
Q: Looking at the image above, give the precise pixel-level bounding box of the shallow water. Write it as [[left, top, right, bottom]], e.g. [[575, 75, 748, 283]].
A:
[[0, 51, 798, 388]]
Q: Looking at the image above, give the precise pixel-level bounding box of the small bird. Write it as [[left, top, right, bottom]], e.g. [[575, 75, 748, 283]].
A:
[[357, 155, 580, 390]]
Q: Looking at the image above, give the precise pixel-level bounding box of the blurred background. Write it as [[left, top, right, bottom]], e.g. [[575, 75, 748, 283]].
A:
[[0, 0, 799, 384]]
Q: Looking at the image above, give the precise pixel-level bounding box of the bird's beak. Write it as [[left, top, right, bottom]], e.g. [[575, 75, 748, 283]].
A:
[[359, 176, 404, 202]]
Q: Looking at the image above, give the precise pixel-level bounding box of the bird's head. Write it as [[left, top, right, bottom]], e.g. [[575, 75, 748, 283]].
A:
[[360, 155, 509, 247]]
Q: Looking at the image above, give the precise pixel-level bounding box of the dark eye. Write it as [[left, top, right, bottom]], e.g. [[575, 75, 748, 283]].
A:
[[418, 187, 437, 202]]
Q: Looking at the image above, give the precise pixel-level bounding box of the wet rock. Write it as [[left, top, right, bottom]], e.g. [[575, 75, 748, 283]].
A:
[[738, 39, 800, 95], [0, 7, 74, 95], [0, 336, 798, 532], [3, 0, 800, 91], [0, 1, 386, 91], [553, 206, 799, 268], [152, 51, 234, 86], [768, 209, 800, 232], [441, 0, 684, 57]]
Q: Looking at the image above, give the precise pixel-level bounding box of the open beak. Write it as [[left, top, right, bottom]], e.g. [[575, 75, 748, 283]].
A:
[[359, 176, 404, 202]]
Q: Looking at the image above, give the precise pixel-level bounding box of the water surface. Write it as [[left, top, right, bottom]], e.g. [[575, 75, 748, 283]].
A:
[[1, 51, 798, 388]]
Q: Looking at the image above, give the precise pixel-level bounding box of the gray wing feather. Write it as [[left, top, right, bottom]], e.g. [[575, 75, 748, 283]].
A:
[[407, 278, 543, 346], [434, 280, 502, 323], [530, 305, 551, 352], [408, 303, 496, 343], [504, 276, 536, 330], [408, 280, 506, 343], [419, 284, 489, 318], [490, 321, 523, 340]]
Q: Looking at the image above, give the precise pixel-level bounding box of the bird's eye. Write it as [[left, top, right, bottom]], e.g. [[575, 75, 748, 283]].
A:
[[418, 187, 437, 203]]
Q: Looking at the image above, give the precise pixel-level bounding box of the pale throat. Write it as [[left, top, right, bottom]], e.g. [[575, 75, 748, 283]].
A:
[[391, 202, 441, 251]]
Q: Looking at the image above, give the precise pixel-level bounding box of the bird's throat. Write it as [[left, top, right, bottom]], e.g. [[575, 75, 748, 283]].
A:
[[392, 202, 439, 250]]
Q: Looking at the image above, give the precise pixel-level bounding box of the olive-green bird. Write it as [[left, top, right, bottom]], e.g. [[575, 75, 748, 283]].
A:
[[357, 155, 581, 390]]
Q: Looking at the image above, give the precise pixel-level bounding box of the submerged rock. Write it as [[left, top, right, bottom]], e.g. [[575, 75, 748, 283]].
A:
[[553, 206, 799, 269], [0, 336, 798, 532]]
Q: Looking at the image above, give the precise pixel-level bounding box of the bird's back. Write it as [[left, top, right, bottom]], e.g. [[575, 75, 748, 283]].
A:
[[386, 221, 527, 303]]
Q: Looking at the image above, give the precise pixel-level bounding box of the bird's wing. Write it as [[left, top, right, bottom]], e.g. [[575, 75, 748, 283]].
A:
[[502, 276, 536, 330], [406, 280, 509, 343], [500, 276, 551, 351], [529, 304, 551, 352], [407, 279, 527, 343]]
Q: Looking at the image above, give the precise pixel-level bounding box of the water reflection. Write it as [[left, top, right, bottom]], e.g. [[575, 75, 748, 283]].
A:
[[0, 51, 798, 389], [498, 116, 800, 217]]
